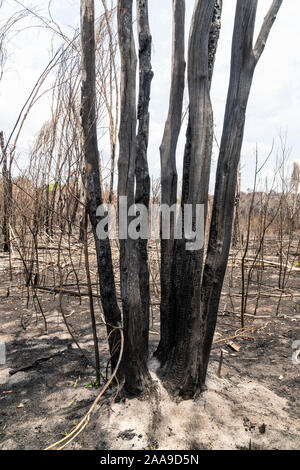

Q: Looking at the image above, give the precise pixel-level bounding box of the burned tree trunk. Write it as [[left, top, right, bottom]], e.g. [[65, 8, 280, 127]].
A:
[[155, 0, 186, 366], [157, 0, 222, 398], [135, 0, 154, 358], [80, 0, 121, 371], [162, 0, 220, 398], [156, 0, 282, 397], [117, 0, 152, 395], [157, 1, 222, 370], [200, 0, 283, 387]]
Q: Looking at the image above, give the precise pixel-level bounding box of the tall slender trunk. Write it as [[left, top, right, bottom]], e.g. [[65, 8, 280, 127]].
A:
[[155, 0, 186, 366], [80, 0, 121, 371], [200, 0, 283, 387], [135, 0, 154, 358], [117, 0, 152, 395]]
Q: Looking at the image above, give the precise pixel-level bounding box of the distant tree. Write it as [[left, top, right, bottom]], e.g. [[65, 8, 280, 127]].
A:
[[291, 162, 300, 193]]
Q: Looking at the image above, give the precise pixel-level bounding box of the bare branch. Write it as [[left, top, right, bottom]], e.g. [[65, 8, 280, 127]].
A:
[[253, 0, 283, 63]]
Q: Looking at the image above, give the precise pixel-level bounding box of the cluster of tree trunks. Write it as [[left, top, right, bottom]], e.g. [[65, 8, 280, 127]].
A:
[[80, 0, 283, 397]]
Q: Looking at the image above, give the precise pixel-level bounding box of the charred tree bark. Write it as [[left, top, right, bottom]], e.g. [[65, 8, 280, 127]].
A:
[[135, 0, 154, 358], [181, 0, 222, 211], [80, 0, 121, 371], [157, 0, 222, 369], [155, 0, 186, 366], [117, 0, 152, 395], [200, 0, 283, 387], [157, 1, 222, 398], [160, 0, 219, 398]]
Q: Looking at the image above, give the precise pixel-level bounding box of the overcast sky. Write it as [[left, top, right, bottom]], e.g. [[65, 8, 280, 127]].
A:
[[0, 0, 299, 191]]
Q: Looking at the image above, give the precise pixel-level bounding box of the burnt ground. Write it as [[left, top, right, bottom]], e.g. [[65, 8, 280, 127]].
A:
[[0, 248, 299, 450]]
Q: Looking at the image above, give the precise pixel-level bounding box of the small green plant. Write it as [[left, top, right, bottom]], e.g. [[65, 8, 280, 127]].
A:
[[73, 376, 81, 389], [85, 379, 99, 388]]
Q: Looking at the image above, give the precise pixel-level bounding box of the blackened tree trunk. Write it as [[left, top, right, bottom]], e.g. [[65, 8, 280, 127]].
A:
[[117, 0, 152, 395], [156, 0, 281, 397], [161, 0, 220, 398], [200, 0, 283, 387], [155, 0, 186, 366], [135, 0, 154, 358], [156, 0, 222, 398], [80, 0, 121, 371]]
